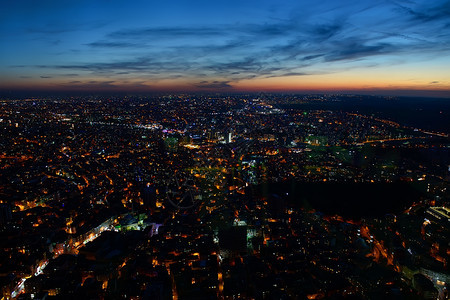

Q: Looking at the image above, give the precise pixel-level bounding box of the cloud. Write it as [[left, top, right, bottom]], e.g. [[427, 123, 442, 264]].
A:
[[27, 28, 74, 35], [429, 81, 439, 84], [59, 73, 79, 77], [40, 75, 52, 78], [324, 41, 395, 62], [266, 72, 310, 78], [393, 1, 450, 23], [59, 80, 116, 89], [26, 21, 108, 35], [86, 41, 142, 48], [311, 23, 344, 41], [58, 80, 151, 91], [301, 54, 325, 61], [107, 26, 228, 41], [194, 80, 233, 89], [19, 1, 450, 87]]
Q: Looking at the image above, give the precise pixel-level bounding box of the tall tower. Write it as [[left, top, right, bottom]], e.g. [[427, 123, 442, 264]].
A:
[[226, 132, 232, 144]]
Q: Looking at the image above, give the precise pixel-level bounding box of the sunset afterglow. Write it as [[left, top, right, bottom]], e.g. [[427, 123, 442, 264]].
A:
[[1, 0, 449, 96]]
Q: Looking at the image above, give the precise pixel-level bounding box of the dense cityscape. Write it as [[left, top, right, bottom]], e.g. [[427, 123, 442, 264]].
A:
[[0, 94, 448, 299], [2, 0, 450, 298]]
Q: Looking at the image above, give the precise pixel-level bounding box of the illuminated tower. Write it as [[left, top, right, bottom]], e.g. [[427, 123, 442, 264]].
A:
[[226, 132, 232, 144]]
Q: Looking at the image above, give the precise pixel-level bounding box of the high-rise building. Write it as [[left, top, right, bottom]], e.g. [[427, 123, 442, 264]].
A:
[[226, 132, 232, 144], [425, 206, 450, 227]]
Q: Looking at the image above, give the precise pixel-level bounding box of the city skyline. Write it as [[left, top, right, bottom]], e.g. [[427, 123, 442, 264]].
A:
[[1, 0, 450, 97]]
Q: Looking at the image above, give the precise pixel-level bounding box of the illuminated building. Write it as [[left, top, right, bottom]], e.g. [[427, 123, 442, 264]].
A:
[[425, 207, 450, 227], [226, 132, 232, 144]]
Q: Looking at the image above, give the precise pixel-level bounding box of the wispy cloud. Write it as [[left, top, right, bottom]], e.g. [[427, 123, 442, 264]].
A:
[[8, 0, 450, 89], [194, 80, 233, 89], [392, 1, 450, 23], [58, 80, 151, 90], [86, 41, 143, 48], [60, 73, 79, 77], [324, 41, 395, 62]]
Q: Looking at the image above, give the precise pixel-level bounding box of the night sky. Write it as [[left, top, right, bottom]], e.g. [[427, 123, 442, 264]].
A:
[[1, 0, 449, 96]]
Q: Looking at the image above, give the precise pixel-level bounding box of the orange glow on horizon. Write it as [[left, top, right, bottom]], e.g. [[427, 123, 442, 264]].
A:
[[1, 72, 449, 97]]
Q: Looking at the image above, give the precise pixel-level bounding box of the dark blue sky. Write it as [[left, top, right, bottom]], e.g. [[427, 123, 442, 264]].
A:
[[1, 0, 449, 96]]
